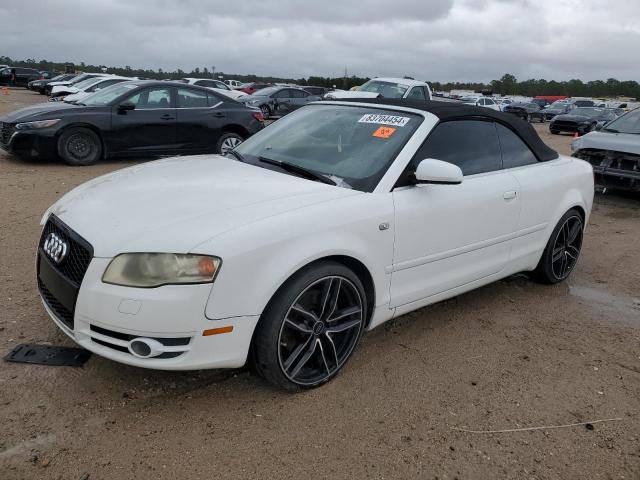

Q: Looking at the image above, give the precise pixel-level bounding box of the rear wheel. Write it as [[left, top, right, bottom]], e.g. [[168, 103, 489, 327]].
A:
[[216, 132, 244, 155], [252, 262, 367, 391], [57, 127, 102, 166], [260, 105, 271, 120], [532, 209, 584, 284]]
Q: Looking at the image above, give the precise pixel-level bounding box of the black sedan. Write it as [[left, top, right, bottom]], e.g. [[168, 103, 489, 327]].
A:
[[239, 86, 321, 119], [550, 107, 619, 136], [0, 81, 264, 165], [540, 103, 574, 121], [28, 74, 77, 94], [503, 102, 545, 123]]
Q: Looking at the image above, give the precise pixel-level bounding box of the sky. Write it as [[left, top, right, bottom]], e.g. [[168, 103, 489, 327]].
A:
[[1, 0, 639, 82]]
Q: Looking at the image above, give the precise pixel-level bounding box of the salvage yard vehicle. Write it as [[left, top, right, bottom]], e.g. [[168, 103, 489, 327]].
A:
[[0, 81, 264, 165], [324, 77, 432, 101], [236, 82, 273, 95], [0, 67, 41, 87], [28, 73, 77, 94], [239, 86, 322, 118], [540, 102, 574, 121], [550, 107, 619, 135], [34, 98, 593, 390], [179, 78, 248, 100], [44, 72, 104, 96], [58, 76, 133, 103], [571, 107, 640, 191], [460, 96, 501, 111], [504, 102, 546, 122], [49, 74, 109, 100]]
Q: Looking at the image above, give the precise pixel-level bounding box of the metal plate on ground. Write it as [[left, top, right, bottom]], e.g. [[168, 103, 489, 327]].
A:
[[4, 344, 92, 367]]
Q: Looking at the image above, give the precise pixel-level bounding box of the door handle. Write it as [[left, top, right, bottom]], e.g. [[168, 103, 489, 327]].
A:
[[160, 114, 175, 120], [213, 112, 226, 118], [503, 190, 518, 200]]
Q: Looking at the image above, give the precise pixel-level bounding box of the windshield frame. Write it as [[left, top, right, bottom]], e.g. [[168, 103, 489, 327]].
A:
[[232, 102, 426, 192], [80, 82, 141, 106], [601, 108, 640, 134]]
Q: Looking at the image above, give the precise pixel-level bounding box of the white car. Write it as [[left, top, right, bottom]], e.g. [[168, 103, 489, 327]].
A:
[[225, 79, 243, 88], [180, 78, 247, 100], [460, 96, 501, 111], [58, 76, 133, 103], [37, 99, 593, 390], [325, 77, 432, 101]]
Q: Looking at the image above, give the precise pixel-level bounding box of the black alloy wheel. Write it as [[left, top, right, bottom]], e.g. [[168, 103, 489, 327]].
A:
[[532, 209, 584, 284], [253, 262, 366, 390]]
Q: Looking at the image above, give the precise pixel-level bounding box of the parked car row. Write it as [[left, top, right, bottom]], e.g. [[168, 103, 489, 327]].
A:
[[0, 67, 50, 87]]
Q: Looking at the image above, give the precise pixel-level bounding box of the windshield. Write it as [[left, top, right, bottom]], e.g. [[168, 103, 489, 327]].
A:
[[602, 109, 640, 134], [233, 105, 422, 192], [81, 82, 138, 106], [251, 87, 279, 97], [68, 74, 94, 85], [73, 77, 104, 90], [571, 107, 603, 118], [359, 80, 409, 98], [459, 96, 478, 103]]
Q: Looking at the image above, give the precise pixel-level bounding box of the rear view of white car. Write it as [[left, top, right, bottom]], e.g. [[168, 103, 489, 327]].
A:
[[325, 77, 432, 101], [460, 95, 501, 111], [36, 99, 593, 391]]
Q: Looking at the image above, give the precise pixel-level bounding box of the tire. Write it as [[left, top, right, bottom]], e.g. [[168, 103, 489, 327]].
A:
[[215, 132, 244, 155], [260, 104, 271, 120], [57, 127, 102, 166], [252, 261, 367, 391], [532, 209, 584, 284], [550, 129, 559, 134]]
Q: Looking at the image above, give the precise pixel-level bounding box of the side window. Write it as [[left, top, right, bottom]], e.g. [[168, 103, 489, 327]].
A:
[[485, 98, 495, 105], [125, 87, 172, 109], [478, 98, 486, 105], [177, 88, 209, 108], [273, 89, 291, 99], [213, 80, 229, 90], [407, 87, 426, 100], [207, 92, 223, 107], [496, 123, 538, 168], [414, 120, 502, 175], [291, 89, 307, 98]]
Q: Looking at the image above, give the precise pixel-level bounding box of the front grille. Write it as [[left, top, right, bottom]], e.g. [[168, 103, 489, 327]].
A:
[[89, 325, 191, 359], [39, 215, 93, 286], [38, 279, 74, 329], [38, 215, 93, 330], [0, 121, 15, 146]]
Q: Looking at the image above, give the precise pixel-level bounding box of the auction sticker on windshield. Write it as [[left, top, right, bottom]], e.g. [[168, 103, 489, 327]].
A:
[[358, 114, 411, 127], [372, 126, 396, 139]]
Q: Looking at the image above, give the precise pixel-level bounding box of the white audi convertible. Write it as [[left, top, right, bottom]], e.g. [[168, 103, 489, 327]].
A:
[[37, 99, 594, 390]]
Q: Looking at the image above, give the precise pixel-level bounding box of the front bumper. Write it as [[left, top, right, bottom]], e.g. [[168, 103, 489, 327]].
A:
[[0, 124, 58, 159], [38, 251, 260, 371]]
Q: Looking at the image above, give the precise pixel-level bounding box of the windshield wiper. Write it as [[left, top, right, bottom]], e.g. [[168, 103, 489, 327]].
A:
[[258, 156, 336, 185], [225, 150, 246, 162]]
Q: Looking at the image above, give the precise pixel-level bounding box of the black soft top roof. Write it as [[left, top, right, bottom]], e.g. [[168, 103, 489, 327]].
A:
[[337, 98, 559, 162]]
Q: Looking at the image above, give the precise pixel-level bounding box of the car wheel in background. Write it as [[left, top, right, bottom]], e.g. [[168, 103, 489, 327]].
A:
[[532, 208, 584, 284], [216, 132, 244, 155], [550, 129, 559, 134], [260, 105, 271, 120], [57, 127, 102, 166], [252, 261, 367, 391]]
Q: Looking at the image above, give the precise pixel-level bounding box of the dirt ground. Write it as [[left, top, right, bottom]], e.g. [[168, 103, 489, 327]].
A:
[[1, 89, 639, 480]]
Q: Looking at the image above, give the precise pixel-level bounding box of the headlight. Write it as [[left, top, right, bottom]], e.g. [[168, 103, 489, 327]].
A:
[[15, 119, 61, 130], [102, 253, 221, 288]]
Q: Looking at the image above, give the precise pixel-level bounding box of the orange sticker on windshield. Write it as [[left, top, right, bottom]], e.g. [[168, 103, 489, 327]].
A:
[[372, 126, 396, 139]]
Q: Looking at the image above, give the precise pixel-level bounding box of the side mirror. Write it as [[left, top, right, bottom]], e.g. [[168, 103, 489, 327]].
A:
[[595, 123, 604, 131], [414, 158, 463, 185], [117, 101, 135, 112]]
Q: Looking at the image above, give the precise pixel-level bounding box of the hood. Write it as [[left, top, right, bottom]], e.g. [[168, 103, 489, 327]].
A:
[[325, 90, 380, 100], [0, 102, 86, 122], [572, 130, 640, 156], [47, 155, 359, 257]]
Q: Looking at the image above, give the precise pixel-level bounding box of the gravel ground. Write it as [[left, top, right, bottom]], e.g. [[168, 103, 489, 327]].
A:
[[1, 89, 639, 480]]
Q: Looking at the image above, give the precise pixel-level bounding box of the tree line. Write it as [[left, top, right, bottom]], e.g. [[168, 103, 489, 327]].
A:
[[2, 56, 638, 98]]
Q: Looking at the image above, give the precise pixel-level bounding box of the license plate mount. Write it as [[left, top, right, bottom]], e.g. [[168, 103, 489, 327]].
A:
[[4, 343, 91, 367]]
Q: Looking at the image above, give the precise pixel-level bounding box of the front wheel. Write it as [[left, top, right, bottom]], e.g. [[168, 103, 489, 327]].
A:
[[57, 127, 102, 166], [532, 209, 584, 284], [252, 262, 367, 391]]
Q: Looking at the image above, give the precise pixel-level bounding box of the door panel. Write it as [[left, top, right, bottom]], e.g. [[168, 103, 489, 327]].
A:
[[390, 172, 521, 307], [175, 88, 226, 152], [110, 87, 177, 154]]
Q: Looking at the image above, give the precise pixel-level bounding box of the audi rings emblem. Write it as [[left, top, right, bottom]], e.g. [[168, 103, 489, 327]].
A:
[[43, 233, 68, 264]]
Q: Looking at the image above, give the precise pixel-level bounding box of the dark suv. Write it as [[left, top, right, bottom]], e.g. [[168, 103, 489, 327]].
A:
[[0, 67, 42, 87]]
